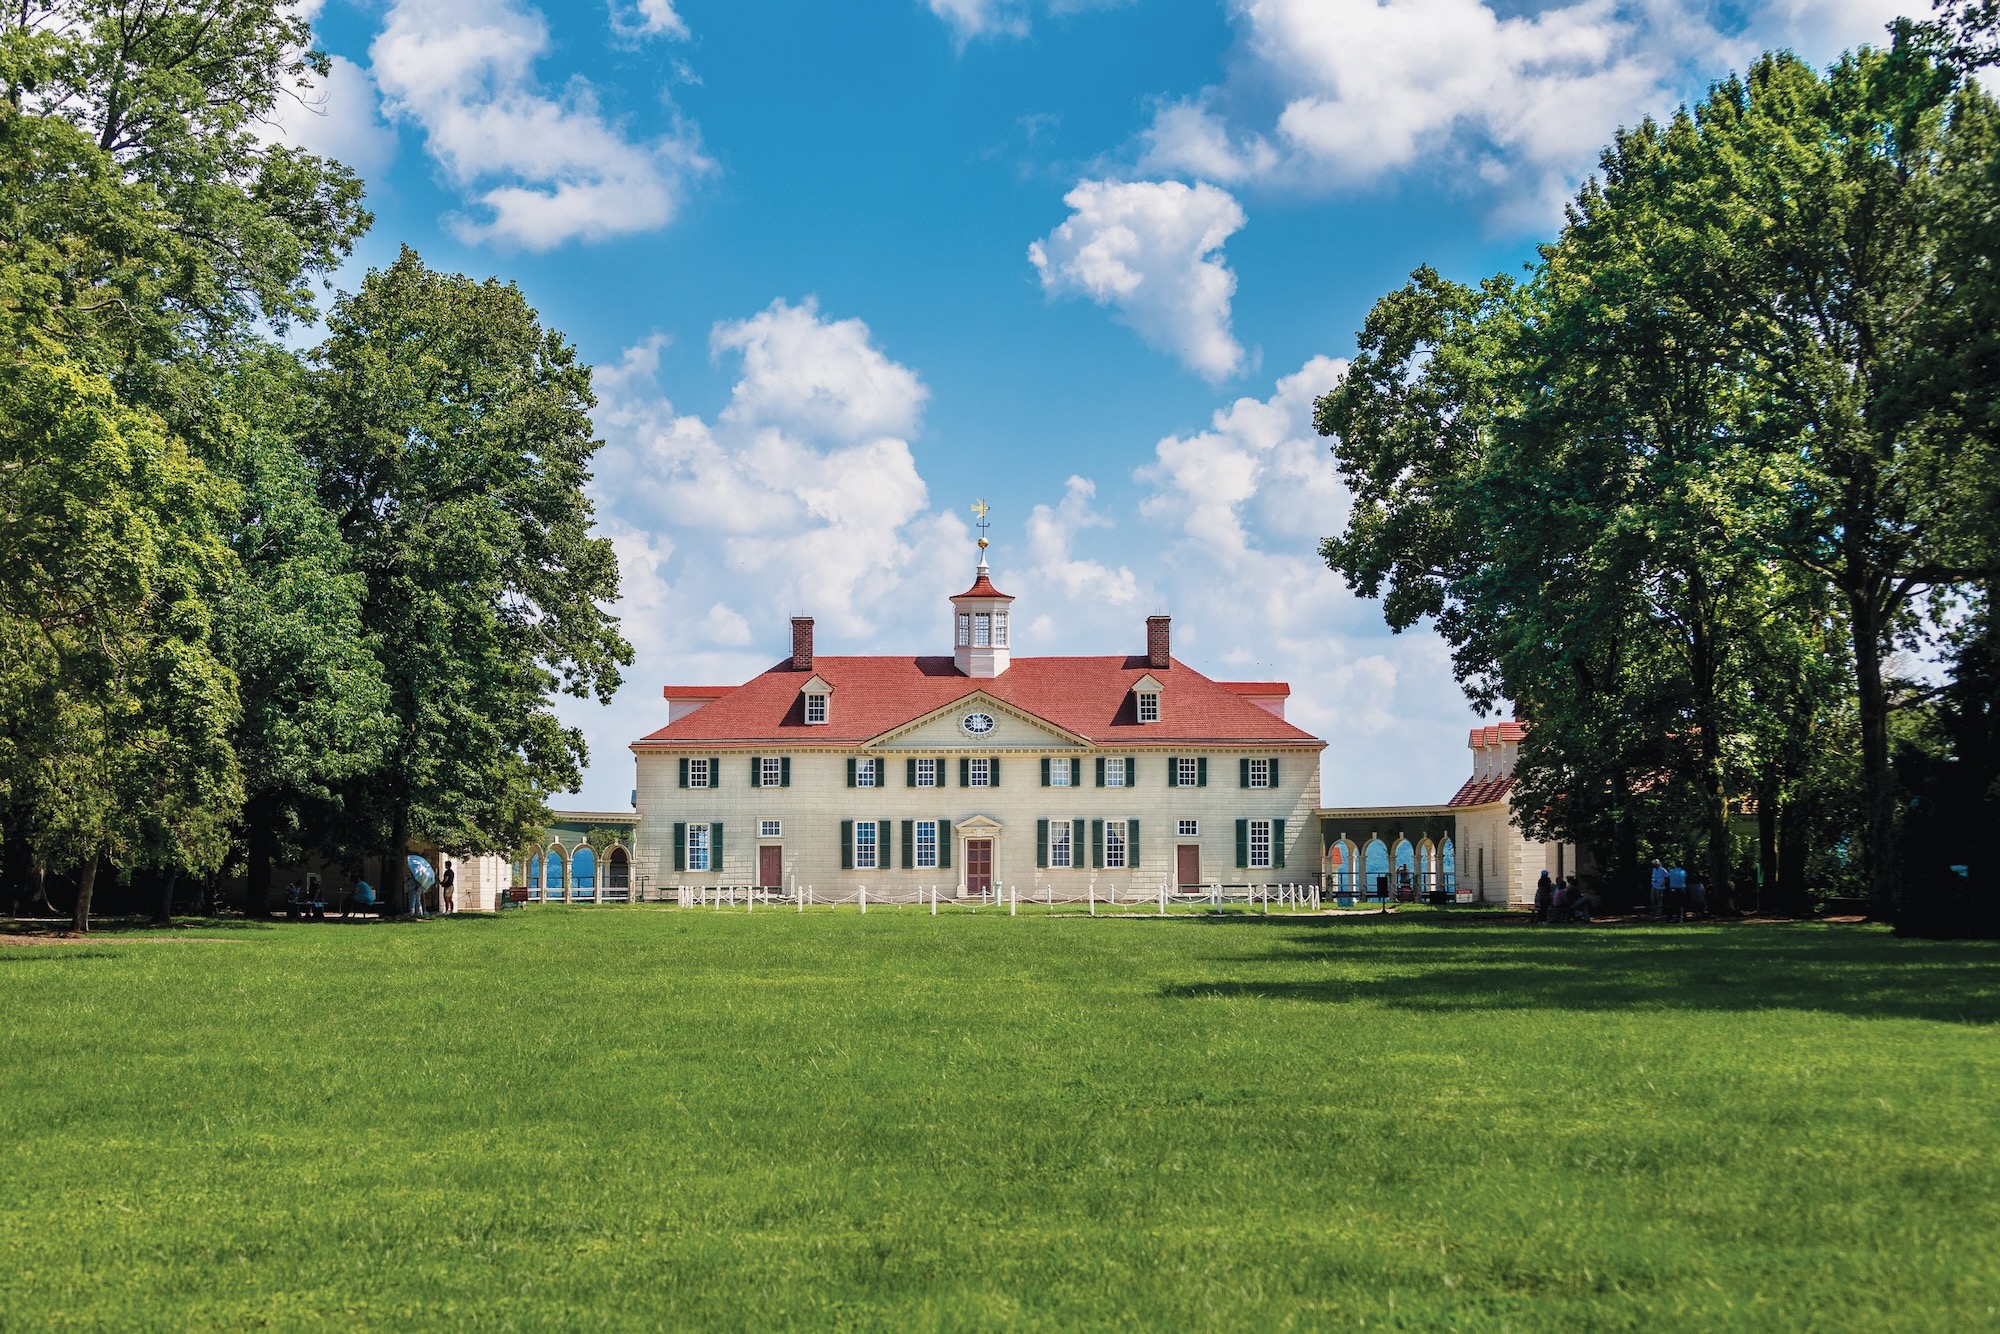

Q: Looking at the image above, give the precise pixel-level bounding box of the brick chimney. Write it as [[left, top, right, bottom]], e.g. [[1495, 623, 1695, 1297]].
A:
[[1146, 614, 1171, 669], [791, 616, 814, 671]]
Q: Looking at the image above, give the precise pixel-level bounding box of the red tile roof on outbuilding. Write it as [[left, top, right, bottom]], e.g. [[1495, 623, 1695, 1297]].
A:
[[1447, 775, 1516, 808], [635, 656, 1322, 749], [1467, 721, 1528, 748]]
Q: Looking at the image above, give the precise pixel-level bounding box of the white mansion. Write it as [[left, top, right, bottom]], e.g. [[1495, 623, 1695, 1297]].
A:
[[625, 553, 1325, 898]]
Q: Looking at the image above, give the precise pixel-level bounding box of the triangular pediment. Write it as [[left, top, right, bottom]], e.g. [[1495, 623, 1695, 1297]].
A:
[[799, 674, 831, 694], [1132, 673, 1163, 693], [868, 691, 1091, 750]]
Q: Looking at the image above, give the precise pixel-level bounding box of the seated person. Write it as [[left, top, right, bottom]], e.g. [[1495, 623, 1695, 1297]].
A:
[[344, 879, 375, 918]]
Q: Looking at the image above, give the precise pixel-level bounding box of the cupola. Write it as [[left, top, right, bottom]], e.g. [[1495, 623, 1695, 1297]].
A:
[[951, 500, 1014, 678]]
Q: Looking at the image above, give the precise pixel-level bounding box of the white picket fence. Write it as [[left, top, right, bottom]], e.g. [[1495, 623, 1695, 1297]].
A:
[[655, 880, 1327, 915]]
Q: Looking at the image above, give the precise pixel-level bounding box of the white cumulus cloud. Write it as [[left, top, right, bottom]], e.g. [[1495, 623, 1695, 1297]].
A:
[[610, 0, 690, 40], [925, 0, 1128, 41], [1029, 179, 1248, 381], [556, 304, 972, 804], [1025, 476, 1140, 605], [263, 52, 398, 178], [371, 0, 710, 250], [1137, 0, 1911, 227]]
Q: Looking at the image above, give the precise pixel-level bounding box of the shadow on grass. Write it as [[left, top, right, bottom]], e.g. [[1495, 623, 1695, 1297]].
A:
[[0, 949, 127, 963], [1159, 915, 2000, 1025]]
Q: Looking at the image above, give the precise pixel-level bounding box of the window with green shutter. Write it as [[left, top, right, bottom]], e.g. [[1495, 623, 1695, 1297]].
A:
[[1235, 818, 1249, 868], [1041, 758, 1051, 787], [678, 757, 690, 789], [1036, 818, 1049, 868], [1239, 758, 1250, 788], [673, 822, 686, 871], [907, 758, 918, 787], [1272, 818, 1286, 867], [960, 757, 970, 787], [846, 758, 857, 788], [711, 823, 724, 872], [901, 820, 915, 869], [841, 819, 854, 869], [780, 757, 791, 787], [938, 821, 951, 868], [1167, 756, 1179, 786], [1095, 757, 1106, 787], [1129, 818, 1140, 868], [1091, 819, 1105, 868]]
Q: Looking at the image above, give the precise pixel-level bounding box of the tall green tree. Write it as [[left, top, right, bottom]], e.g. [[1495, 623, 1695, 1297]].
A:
[[0, 351, 240, 931], [305, 249, 632, 911], [214, 349, 391, 918]]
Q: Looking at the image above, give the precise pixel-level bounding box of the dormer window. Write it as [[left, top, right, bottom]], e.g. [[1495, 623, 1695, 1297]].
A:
[[956, 613, 971, 647], [1132, 674, 1163, 723], [993, 612, 1008, 647], [974, 612, 991, 647], [801, 676, 831, 725]]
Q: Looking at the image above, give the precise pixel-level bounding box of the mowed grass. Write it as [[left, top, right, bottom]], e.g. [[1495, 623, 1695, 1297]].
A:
[[3, 909, 1997, 1330]]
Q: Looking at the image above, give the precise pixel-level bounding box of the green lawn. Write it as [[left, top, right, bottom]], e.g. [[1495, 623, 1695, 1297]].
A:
[[3, 908, 1996, 1330]]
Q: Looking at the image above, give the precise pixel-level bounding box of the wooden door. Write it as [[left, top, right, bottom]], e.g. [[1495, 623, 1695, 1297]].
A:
[[1177, 844, 1201, 888], [966, 839, 992, 897], [758, 845, 783, 889]]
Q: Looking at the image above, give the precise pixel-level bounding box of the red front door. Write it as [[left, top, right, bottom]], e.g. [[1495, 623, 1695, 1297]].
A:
[[1177, 844, 1202, 888], [758, 845, 783, 889], [966, 839, 992, 897]]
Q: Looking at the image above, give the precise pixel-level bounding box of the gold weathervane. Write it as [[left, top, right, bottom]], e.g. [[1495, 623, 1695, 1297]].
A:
[[970, 498, 991, 552]]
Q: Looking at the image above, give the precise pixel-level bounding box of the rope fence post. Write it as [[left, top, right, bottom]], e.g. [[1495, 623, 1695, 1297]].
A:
[[1010, 884, 1017, 917], [860, 885, 867, 915]]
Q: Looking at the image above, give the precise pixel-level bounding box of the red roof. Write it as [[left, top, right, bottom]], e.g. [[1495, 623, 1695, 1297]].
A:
[[662, 685, 732, 699], [1448, 775, 1515, 808], [1219, 681, 1290, 696], [636, 656, 1321, 748], [954, 567, 1014, 600]]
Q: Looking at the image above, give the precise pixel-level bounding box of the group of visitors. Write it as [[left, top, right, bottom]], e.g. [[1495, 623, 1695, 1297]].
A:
[[1649, 860, 1707, 921], [1533, 871, 1591, 923], [291, 859, 458, 920]]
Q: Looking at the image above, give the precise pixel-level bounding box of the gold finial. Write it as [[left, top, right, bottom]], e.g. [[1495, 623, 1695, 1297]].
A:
[[970, 498, 991, 551]]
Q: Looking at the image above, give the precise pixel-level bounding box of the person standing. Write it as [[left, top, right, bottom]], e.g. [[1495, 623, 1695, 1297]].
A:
[[1667, 862, 1688, 923], [440, 860, 456, 914], [1650, 860, 1668, 920], [408, 875, 427, 919], [1535, 870, 1554, 923]]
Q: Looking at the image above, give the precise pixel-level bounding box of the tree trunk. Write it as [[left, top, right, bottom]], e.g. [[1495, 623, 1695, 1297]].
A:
[[70, 852, 100, 935], [245, 794, 277, 919], [1850, 592, 1897, 916], [153, 866, 179, 927], [385, 804, 409, 917], [1613, 772, 1642, 910], [1777, 792, 1810, 916], [1, 802, 31, 916], [1757, 774, 1778, 917], [1686, 582, 1736, 912]]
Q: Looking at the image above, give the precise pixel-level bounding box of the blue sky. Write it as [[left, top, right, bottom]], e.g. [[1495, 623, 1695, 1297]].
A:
[[279, 0, 1909, 809]]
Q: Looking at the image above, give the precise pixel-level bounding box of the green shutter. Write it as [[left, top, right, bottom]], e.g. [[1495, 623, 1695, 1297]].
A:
[[710, 756, 721, 786], [847, 758, 857, 787], [678, 758, 689, 788], [1197, 757, 1208, 787], [1037, 819, 1049, 868], [939, 821, 951, 868], [990, 758, 1001, 788], [907, 758, 917, 787], [1129, 818, 1140, 869], [711, 823, 724, 872], [1129, 757, 1138, 786], [1273, 819, 1286, 868], [673, 822, 686, 871], [1236, 819, 1249, 868], [901, 820, 915, 869], [1095, 757, 1106, 787], [750, 756, 762, 787], [1070, 759, 1082, 786], [841, 820, 854, 870], [1092, 819, 1105, 868], [1042, 757, 1051, 787], [960, 757, 970, 787], [877, 820, 892, 867], [780, 757, 791, 787], [1167, 756, 1179, 787], [1240, 758, 1251, 788], [1270, 757, 1281, 787], [1072, 820, 1085, 866]]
